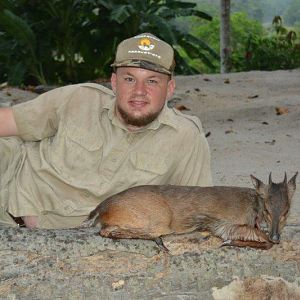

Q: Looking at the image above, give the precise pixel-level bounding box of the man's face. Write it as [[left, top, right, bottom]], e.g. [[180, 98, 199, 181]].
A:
[[111, 67, 175, 130]]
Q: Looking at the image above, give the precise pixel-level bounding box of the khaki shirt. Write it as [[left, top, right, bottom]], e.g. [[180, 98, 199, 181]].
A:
[[2, 83, 211, 228]]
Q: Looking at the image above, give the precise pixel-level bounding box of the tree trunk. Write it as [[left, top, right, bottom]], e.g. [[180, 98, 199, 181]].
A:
[[220, 0, 231, 73]]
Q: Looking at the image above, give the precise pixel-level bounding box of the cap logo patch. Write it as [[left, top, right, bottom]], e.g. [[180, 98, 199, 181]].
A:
[[138, 38, 155, 51]]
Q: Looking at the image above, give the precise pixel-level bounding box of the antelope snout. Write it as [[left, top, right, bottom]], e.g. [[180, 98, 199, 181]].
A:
[[269, 232, 280, 243]]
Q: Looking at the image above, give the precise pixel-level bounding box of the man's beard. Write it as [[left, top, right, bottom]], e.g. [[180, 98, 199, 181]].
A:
[[117, 105, 162, 127]]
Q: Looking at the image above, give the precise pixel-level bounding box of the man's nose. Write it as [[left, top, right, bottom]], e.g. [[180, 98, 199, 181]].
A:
[[134, 81, 147, 95]]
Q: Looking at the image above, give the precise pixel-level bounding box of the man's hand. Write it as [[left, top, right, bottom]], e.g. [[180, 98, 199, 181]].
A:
[[0, 108, 19, 136]]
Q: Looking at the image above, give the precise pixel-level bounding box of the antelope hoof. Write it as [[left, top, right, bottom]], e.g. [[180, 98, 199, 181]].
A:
[[154, 237, 170, 253], [99, 226, 120, 238], [221, 240, 233, 247], [79, 219, 95, 228]]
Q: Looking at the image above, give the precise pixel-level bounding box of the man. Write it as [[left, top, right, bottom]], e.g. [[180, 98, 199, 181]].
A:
[[0, 33, 212, 229]]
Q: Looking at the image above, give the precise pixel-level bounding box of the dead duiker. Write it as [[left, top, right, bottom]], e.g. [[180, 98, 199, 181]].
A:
[[82, 172, 298, 251]]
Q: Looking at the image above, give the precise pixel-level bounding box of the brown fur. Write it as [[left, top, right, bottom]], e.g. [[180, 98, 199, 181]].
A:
[[82, 172, 298, 251]]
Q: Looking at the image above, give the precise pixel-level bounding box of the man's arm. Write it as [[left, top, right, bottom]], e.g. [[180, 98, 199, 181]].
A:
[[171, 132, 212, 187], [0, 107, 19, 137], [7, 85, 77, 141]]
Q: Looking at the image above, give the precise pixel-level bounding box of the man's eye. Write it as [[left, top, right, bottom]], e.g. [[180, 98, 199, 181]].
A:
[[148, 79, 158, 84], [124, 77, 134, 82]]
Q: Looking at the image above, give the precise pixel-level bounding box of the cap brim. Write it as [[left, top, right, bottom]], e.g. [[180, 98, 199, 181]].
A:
[[111, 59, 172, 75]]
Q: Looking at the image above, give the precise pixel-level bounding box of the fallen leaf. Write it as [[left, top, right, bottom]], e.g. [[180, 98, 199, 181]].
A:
[[205, 131, 211, 138], [194, 88, 200, 92], [225, 129, 234, 134], [275, 106, 289, 115], [203, 78, 211, 81], [265, 139, 276, 145], [227, 118, 234, 122], [175, 104, 190, 111], [262, 121, 269, 125], [248, 94, 259, 99], [224, 78, 230, 84]]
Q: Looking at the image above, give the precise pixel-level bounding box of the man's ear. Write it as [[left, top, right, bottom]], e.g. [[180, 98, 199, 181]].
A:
[[166, 78, 176, 101], [111, 72, 117, 94]]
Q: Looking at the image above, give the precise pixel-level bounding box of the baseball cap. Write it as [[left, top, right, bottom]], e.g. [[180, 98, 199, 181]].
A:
[[111, 33, 175, 75]]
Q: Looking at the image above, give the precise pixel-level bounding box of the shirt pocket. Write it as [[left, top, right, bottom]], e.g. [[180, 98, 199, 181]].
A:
[[51, 122, 103, 181], [129, 152, 169, 176]]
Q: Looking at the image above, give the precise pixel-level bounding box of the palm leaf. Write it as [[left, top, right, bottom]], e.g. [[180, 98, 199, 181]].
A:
[[7, 61, 27, 85], [0, 0, 14, 11], [143, 14, 178, 44], [160, 8, 212, 21], [110, 5, 134, 24], [165, 0, 196, 9], [178, 39, 202, 59], [184, 34, 219, 59], [0, 9, 36, 52], [174, 50, 199, 74], [195, 52, 217, 69], [97, 0, 113, 10]]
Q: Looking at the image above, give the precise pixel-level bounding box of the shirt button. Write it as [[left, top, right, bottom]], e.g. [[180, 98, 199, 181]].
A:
[[82, 190, 91, 198], [126, 134, 134, 143], [64, 205, 74, 214]]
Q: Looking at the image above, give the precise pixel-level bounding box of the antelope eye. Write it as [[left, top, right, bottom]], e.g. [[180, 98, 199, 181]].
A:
[[264, 210, 272, 221]]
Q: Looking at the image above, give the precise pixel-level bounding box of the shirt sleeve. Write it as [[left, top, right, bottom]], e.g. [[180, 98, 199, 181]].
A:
[[169, 129, 213, 187], [12, 85, 76, 141]]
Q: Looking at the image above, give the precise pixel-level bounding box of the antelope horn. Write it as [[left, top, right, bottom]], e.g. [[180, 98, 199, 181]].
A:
[[269, 172, 273, 184], [284, 172, 287, 184]]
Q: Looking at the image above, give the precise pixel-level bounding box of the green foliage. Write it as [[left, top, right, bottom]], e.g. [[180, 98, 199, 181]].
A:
[[244, 35, 300, 70], [92, 0, 218, 75], [191, 9, 300, 72], [192, 12, 264, 72], [0, 8, 46, 84], [243, 17, 300, 71], [0, 0, 217, 85]]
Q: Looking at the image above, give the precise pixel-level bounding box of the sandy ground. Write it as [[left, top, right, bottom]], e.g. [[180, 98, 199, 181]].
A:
[[0, 69, 300, 299]]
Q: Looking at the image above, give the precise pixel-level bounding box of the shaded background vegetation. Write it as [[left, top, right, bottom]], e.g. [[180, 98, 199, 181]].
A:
[[0, 0, 299, 86]]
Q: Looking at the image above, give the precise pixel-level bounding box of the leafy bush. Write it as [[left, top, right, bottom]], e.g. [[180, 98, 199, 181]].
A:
[[192, 11, 300, 72], [242, 16, 300, 71], [243, 35, 300, 70], [191, 12, 264, 73], [0, 0, 218, 85]]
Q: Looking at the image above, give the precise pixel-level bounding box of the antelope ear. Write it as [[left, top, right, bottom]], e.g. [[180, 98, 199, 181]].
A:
[[287, 171, 298, 199], [250, 174, 266, 196]]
